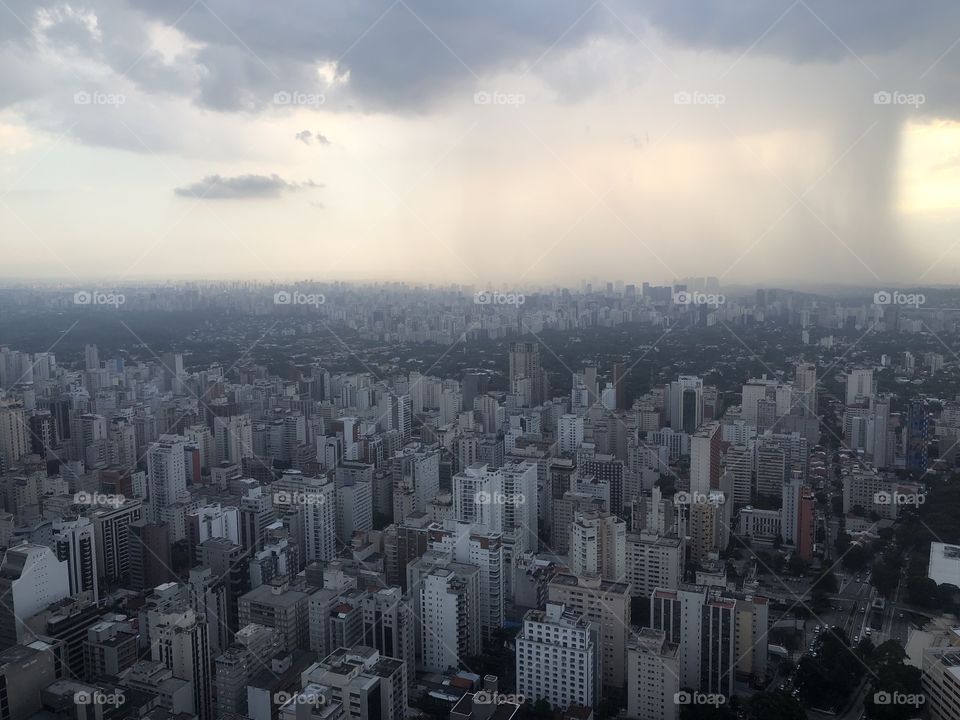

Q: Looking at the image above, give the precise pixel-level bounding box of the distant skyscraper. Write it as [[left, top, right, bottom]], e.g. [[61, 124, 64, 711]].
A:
[[845, 368, 875, 406], [52, 517, 99, 604], [613, 362, 629, 412], [509, 342, 546, 407]]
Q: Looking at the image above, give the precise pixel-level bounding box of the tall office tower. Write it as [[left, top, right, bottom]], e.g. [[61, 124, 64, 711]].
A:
[[214, 623, 282, 717], [84, 344, 100, 371], [198, 538, 249, 635], [558, 414, 584, 455], [669, 376, 703, 433], [418, 565, 481, 673], [516, 602, 598, 710], [613, 362, 629, 412], [740, 377, 792, 429], [500, 459, 538, 553], [462, 372, 489, 413], [238, 486, 274, 554], [391, 444, 441, 523], [335, 463, 374, 544], [869, 394, 891, 468], [150, 607, 212, 720], [52, 516, 99, 604], [188, 566, 230, 656], [408, 371, 424, 413], [755, 442, 786, 499], [906, 401, 930, 472], [146, 434, 189, 524], [0, 544, 70, 650], [0, 401, 28, 467], [627, 629, 680, 720], [687, 500, 723, 563], [390, 394, 412, 443], [128, 520, 174, 591], [28, 411, 57, 459], [723, 443, 754, 508], [582, 454, 625, 517], [796, 487, 816, 560], [548, 573, 631, 690], [650, 586, 706, 689], [87, 497, 143, 585], [794, 362, 817, 415], [689, 422, 722, 495], [845, 368, 875, 406], [430, 523, 505, 643], [440, 388, 463, 425], [272, 471, 337, 562], [473, 394, 501, 434], [452, 463, 504, 531], [570, 511, 626, 581], [624, 532, 683, 598], [212, 413, 253, 465], [781, 472, 803, 546], [361, 586, 416, 685], [509, 342, 546, 407]]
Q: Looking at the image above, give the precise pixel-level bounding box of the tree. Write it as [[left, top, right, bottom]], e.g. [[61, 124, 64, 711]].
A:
[[746, 691, 805, 720], [842, 544, 870, 571], [787, 555, 810, 577]]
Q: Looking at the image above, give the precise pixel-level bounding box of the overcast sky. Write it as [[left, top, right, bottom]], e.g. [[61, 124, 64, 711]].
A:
[[2, 0, 960, 287]]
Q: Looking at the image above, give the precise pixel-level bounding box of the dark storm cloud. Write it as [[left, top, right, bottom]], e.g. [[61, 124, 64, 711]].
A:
[[174, 174, 320, 199]]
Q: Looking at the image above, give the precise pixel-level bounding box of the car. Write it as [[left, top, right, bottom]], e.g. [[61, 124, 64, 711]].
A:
[[865, 628, 872, 637], [854, 634, 860, 642], [815, 625, 821, 632], [898, 612, 904, 618]]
